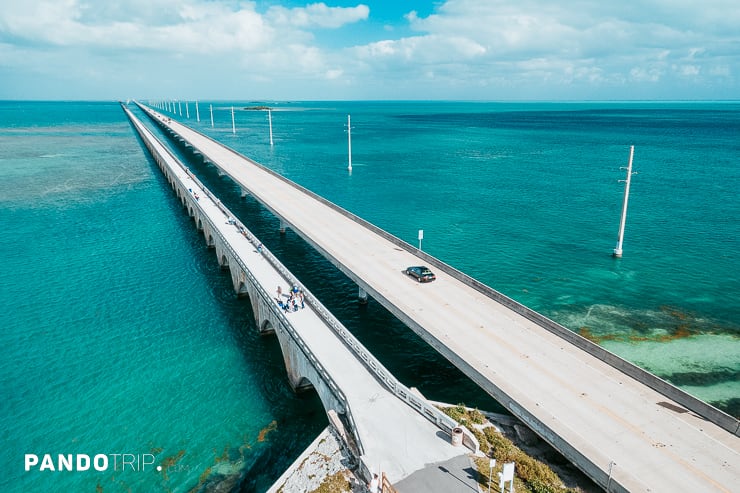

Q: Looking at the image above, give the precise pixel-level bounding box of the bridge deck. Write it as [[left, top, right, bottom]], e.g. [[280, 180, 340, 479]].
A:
[[124, 107, 466, 483], [142, 106, 739, 493]]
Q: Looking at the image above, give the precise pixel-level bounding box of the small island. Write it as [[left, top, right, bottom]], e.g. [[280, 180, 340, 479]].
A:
[[244, 105, 272, 111]]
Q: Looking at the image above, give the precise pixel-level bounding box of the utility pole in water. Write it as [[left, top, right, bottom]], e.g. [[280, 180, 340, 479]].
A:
[[613, 146, 635, 258], [268, 109, 274, 146], [347, 114, 352, 172]]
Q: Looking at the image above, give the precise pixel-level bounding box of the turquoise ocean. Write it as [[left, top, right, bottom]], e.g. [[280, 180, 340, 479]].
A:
[[1, 100, 738, 492]]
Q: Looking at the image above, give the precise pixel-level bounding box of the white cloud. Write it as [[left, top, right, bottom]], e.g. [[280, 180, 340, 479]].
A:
[[0, 0, 737, 99], [266, 2, 368, 28], [709, 65, 731, 77], [343, 0, 739, 97], [630, 65, 664, 83], [0, 0, 273, 53], [675, 64, 700, 77]]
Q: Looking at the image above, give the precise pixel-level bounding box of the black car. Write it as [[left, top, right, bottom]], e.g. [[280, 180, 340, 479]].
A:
[[405, 266, 436, 283]]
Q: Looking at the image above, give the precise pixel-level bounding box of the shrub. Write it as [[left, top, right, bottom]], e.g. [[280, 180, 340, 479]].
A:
[[471, 427, 487, 451], [516, 459, 561, 487], [444, 403, 469, 422], [527, 478, 556, 493], [484, 427, 518, 462], [469, 408, 486, 425], [440, 404, 573, 493]]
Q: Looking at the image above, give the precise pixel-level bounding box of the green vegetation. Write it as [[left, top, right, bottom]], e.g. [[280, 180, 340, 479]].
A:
[[440, 404, 582, 493], [310, 470, 352, 493], [444, 403, 487, 426]]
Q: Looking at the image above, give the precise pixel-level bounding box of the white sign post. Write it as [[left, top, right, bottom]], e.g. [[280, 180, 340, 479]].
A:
[[498, 462, 514, 493], [488, 458, 496, 493]]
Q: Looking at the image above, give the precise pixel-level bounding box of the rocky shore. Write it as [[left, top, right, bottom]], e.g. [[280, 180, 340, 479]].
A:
[[266, 427, 362, 493]]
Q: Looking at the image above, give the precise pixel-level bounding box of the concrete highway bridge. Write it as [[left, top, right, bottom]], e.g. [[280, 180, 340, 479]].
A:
[[135, 101, 738, 493], [122, 104, 477, 487]]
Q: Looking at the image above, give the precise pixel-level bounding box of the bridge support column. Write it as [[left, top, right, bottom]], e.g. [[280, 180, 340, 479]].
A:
[[241, 188, 248, 198], [358, 287, 368, 304], [279, 220, 287, 234]]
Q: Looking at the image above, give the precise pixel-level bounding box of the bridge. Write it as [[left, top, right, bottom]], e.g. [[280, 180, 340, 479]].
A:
[[122, 104, 480, 486], [135, 101, 740, 493]]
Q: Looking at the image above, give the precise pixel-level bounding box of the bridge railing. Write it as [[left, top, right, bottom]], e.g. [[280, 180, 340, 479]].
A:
[[298, 287, 459, 436], [215, 196, 459, 440], [207, 210, 367, 456], [135, 102, 466, 444], [124, 105, 366, 454], [140, 102, 738, 437]]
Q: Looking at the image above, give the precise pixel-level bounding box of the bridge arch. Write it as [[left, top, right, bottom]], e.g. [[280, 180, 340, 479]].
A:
[[271, 324, 343, 415], [227, 265, 249, 297], [259, 319, 275, 335], [293, 376, 315, 393]]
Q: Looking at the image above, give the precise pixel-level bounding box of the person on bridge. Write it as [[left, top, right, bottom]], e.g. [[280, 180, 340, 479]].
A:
[[367, 473, 379, 493]]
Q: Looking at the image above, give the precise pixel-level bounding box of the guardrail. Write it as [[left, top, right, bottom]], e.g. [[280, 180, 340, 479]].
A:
[[134, 102, 467, 445], [123, 104, 367, 454], [138, 100, 739, 437]]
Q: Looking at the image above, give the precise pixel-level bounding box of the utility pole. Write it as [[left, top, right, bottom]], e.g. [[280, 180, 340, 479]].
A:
[[613, 146, 635, 257], [347, 114, 352, 172], [268, 109, 274, 146]]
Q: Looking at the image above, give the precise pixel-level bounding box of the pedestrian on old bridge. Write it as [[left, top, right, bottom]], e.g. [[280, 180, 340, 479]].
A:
[[368, 473, 379, 493]]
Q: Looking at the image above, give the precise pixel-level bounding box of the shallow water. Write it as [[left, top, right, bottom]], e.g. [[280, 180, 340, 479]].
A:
[[2, 100, 737, 492]]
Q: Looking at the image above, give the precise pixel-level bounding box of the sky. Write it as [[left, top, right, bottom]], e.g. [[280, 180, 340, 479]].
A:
[[0, 0, 738, 100]]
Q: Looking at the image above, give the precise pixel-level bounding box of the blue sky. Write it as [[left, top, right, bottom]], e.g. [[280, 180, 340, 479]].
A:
[[0, 0, 738, 100]]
